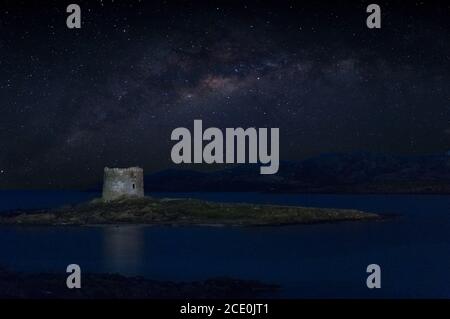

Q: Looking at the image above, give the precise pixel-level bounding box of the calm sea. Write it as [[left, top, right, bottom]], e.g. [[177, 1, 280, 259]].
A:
[[0, 190, 449, 298]]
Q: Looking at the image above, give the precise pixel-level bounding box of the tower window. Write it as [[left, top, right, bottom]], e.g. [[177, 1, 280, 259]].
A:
[[132, 183, 136, 189]]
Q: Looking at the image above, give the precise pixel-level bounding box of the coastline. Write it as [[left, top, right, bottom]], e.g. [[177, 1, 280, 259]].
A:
[[0, 268, 279, 299]]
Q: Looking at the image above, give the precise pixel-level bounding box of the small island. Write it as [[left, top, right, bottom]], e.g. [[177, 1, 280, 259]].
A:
[[0, 167, 381, 226], [0, 195, 380, 226]]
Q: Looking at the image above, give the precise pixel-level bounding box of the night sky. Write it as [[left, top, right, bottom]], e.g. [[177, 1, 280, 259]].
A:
[[0, 0, 449, 188]]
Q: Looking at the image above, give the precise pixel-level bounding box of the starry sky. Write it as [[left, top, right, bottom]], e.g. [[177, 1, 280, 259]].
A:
[[0, 0, 449, 189]]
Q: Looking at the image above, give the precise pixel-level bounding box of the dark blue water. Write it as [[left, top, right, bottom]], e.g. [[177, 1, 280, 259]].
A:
[[0, 191, 449, 298]]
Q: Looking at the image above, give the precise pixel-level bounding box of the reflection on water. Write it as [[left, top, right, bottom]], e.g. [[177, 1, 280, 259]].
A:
[[102, 226, 144, 274]]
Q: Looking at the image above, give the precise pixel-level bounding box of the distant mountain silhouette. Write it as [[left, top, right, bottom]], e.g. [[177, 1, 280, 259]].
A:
[[144, 152, 450, 194]]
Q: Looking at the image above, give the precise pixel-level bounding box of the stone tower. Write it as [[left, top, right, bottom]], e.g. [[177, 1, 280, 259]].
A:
[[102, 167, 144, 201]]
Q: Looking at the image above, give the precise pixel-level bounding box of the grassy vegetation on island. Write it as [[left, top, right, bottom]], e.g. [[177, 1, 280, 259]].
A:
[[0, 196, 381, 226]]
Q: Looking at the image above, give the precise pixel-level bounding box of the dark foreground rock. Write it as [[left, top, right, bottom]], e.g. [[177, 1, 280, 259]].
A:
[[0, 268, 278, 299], [0, 196, 381, 226]]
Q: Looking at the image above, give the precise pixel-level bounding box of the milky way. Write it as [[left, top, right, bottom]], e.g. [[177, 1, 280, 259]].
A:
[[0, 1, 449, 188]]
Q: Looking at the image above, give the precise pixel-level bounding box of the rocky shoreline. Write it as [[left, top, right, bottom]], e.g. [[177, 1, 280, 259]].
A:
[[0, 196, 381, 226], [0, 268, 278, 299]]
